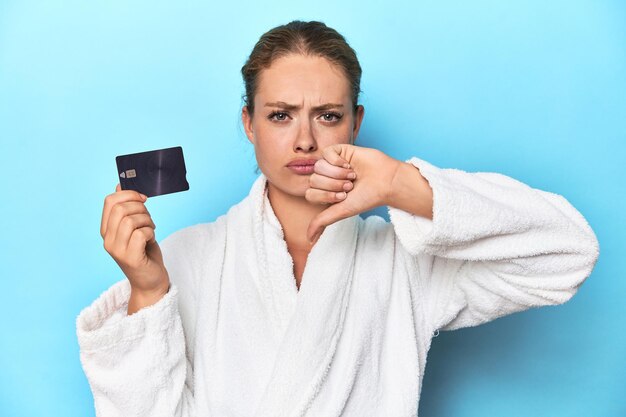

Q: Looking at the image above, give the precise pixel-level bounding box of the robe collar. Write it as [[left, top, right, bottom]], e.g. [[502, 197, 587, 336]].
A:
[[248, 173, 360, 416]]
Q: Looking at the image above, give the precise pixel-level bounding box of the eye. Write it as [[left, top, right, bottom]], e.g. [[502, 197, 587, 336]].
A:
[[321, 112, 343, 122], [268, 111, 289, 122]]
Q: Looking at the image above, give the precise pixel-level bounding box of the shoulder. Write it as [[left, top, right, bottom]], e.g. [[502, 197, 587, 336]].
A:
[[158, 214, 229, 284], [159, 213, 228, 253], [158, 191, 253, 266]]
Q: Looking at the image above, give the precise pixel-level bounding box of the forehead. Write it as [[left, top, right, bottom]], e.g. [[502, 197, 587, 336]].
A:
[[255, 54, 351, 105]]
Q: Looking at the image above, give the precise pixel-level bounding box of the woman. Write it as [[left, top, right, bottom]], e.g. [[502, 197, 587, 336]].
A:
[[77, 20, 600, 416]]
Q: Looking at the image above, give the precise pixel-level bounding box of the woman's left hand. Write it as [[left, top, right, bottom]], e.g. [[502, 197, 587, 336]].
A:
[[306, 144, 401, 244]]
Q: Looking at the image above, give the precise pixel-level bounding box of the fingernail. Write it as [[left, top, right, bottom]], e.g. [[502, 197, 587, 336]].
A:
[[140, 194, 148, 200], [348, 172, 356, 179], [343, 163, 351, 169], [343, 181, 353, 191], [336, 192, 347, 199]]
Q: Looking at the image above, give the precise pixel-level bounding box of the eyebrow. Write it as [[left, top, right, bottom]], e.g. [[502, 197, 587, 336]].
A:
[[264, 101, 344, 111]]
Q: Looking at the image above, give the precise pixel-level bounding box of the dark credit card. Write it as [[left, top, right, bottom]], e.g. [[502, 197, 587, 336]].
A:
[[116, 146, 189, 197]]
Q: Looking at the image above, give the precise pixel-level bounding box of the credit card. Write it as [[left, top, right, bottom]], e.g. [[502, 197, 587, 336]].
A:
[[116, 146, 189, 197]]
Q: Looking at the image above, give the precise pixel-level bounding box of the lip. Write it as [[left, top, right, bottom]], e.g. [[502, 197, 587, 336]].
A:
[[286, 158, 318, 175], [286, 158, 318, 167], [288, 165, 315, 175]]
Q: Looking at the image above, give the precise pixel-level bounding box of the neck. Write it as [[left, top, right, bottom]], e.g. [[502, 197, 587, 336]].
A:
[[266, 181, 325, 251]]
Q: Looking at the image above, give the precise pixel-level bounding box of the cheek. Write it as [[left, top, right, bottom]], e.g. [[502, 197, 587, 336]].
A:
[[253, 128, 289, 166], [256, 125, 293, 151]]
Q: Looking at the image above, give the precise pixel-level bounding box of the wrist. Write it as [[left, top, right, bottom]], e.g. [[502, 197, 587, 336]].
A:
[[387, 161, 434, 219], [127, 281, 170, 315], [380, 158, 405, 207]]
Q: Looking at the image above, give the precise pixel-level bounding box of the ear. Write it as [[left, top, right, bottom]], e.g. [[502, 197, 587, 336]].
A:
[[242, 105, 255, 145], [351, 105, 364, 145]]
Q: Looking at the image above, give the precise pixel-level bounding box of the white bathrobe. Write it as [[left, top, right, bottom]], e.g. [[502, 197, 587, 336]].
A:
[[76, 156, 599, 417]]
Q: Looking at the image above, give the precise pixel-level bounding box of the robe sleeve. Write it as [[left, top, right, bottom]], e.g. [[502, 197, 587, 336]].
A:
[[387, 156, 600, 332], [76, 245, 196, 416]]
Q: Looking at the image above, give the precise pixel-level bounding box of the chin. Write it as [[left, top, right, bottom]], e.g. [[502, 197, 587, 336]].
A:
[[287, 178, 309, 197], [266, 173, 309, 199]]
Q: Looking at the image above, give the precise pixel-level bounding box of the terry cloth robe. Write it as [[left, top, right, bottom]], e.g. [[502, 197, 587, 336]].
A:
[[76, 156, 599, 417]]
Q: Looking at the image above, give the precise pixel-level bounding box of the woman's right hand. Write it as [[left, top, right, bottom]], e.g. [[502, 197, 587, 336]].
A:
[[101, 184, 170, 314]]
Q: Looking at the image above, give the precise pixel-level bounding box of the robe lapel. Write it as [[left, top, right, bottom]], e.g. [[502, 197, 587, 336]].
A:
[[250, 174, 360, 417]]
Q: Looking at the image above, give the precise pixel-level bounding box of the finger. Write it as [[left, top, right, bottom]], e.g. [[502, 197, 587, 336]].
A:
[[103, 201, 151, 249], [309, 227, 324, 246], [305, 188, 348, 205], [309, 173, 355, 193], [308, 203, 352, 244], [126, 226, 155, 269], [101, 188, 147, 238], [313, 158, 356, 181], [116, 183, 121, 192], [322, 143, 352, 169], [105, 209, 155, 256], [114, 212, 157, 255]]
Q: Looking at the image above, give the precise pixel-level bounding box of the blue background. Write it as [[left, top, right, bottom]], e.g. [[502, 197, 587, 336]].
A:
[[0, 1, 624, 416]]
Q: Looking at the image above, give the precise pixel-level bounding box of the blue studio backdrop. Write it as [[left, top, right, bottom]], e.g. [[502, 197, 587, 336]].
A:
[[0, 1, 624, 416]]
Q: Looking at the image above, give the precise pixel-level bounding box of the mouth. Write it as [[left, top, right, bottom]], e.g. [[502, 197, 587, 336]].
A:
[[286, 158, 318, 175], [287, 164, 315, 175]]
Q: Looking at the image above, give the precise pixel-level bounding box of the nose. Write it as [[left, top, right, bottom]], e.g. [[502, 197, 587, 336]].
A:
[[294, 118, 317, 152]]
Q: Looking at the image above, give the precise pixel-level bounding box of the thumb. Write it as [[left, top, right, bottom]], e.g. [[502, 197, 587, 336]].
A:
[[324, 143, 352, 169], [307, 202, 350, 244]]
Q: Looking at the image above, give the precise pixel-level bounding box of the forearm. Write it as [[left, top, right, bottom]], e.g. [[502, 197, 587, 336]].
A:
[[386, 161, 434, 220], [77, 281, 194, 417], [386, 156, 599, 331]]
